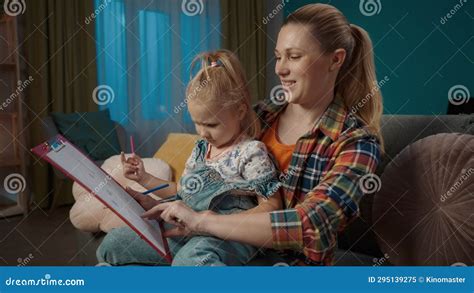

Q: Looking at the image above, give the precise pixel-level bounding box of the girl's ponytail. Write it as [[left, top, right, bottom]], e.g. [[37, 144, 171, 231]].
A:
[[187, 50, 261, 138]]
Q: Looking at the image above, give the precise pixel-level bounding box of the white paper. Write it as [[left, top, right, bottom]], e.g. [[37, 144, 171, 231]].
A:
[[46, 141, 167, 255]]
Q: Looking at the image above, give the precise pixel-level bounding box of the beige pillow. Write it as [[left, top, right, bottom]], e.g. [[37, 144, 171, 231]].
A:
[[69, 154, 172, 233]]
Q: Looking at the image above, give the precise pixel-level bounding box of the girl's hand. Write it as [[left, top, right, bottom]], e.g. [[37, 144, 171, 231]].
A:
[[121, 152, 147, 182], [126, 186, 159, 211], [141, 201, 217, 237]]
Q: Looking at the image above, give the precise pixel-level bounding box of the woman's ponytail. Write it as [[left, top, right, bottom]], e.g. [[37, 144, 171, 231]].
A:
[[337, 24, 384, 150]]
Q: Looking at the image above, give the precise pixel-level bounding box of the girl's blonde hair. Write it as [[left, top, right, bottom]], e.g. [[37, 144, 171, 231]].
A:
[[186, 49, 261, 138], [284, 4, 384, 150]]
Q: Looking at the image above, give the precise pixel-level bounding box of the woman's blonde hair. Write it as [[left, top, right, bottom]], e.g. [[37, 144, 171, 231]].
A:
[[284, 4, 384, 150], [186, 49, 261, 139]]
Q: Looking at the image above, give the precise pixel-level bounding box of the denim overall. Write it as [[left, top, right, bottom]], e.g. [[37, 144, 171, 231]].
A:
[[177, 139, 277, 214], [97, 140, 281, 266], [97, 139, 281, 266], [152, 140, 278, 265]]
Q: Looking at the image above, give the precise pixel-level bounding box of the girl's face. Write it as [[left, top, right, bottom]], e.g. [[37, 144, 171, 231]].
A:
[[188, 101, 246, 149], [274, 23, 341, 107]]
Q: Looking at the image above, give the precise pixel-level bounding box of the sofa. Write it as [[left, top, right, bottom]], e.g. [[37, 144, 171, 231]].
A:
[[69, 115, 474, 266]]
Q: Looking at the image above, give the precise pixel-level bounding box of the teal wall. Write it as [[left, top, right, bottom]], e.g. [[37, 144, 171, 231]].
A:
[[283, 0, 473, 114]]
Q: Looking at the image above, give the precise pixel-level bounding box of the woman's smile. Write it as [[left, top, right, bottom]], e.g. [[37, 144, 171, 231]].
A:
[[281, 80, 296, 89]]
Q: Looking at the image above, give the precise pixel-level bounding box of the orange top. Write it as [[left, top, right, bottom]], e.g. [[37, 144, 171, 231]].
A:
[[261, 118, 295, 172]]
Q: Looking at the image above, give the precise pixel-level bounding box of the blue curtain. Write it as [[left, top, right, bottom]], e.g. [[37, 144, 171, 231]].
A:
[[138, 9, 172, 120], [94, 0, 221, 155], [95, 0, 129, 124]]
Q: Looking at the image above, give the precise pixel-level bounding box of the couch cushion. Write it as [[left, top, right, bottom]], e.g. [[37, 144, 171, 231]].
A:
[[379, 115, 474, 173], [153, 133, 199, 182], [51, 110, 121, 161], [373, 133, 473, 265]]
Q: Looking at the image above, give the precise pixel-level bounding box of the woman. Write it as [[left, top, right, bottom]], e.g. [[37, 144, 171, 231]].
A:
[[97, 3, 383, 266]]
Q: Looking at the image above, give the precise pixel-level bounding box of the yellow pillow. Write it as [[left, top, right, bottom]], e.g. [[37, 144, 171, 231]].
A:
[[153, 133, 199, 182]]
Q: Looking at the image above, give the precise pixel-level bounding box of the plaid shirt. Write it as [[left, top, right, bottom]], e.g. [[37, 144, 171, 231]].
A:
[[255, 96, 381, 265]]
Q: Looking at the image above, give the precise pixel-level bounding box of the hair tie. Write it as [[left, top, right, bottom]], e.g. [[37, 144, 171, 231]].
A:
[[210, 61, 219, 67]]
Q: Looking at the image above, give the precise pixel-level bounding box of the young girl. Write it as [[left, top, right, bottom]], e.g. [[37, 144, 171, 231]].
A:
[[118, 50, 282, 266]]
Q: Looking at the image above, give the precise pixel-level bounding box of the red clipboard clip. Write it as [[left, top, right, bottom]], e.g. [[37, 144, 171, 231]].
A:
[[48, 137, 65, 152]]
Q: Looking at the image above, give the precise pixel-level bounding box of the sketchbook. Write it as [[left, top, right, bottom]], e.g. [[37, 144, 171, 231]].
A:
[[31, 134, 172, 263]]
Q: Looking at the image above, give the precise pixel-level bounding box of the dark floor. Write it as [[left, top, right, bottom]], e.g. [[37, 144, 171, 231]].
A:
[[0, 204, 101, 266], [0, 202, 389, 267]]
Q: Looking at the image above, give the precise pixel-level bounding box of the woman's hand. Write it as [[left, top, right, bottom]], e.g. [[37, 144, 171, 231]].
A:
[[121, 152, 148, 183], [141, 201, 216, 237], [126, 186, 159, 211]]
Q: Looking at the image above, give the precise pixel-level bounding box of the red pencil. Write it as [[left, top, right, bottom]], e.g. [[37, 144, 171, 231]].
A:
[[130, 135, 135, 154]]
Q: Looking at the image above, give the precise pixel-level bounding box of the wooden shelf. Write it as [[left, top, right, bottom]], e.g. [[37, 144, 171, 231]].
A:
[[0, 14, 29, 217], [0, 204, 25, 218], [0, 112, 18, 118], [0, 15, 14, 23], [0, 62, 16, 68], [0, 112, 20, 166], [0, 158, 21, 167]]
